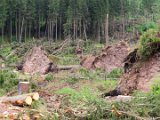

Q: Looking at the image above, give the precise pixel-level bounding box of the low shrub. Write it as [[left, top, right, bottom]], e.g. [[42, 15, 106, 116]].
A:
[[56, 87, 108, 119], [45, 73, 54, 81], [138, 22, 158, 34], [79, 68, 105, 81], [107, 68, 123, 79], [0, 70, 18, 94], [58, 55, 80, 65], [139, 29, 160, 59], [66, 75, 80, 84], [0, 46, 19, 65]]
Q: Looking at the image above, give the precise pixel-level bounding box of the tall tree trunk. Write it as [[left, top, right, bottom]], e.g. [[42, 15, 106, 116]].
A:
[[47, 21, 49, 41], [105, 14, 109, 45], [73, 18, 76, 40], [49, 21, 52, 41], [52, 21, 55, 41], [120, 0, 125, 39], [52, 21, 53, 41], [56, 16, 58, 41], [1, 27, 4, 42], [75, 19, 77, 39], [83, 22, 87, 40], [28, 22, 31, 40], [18, 11, 21, 42], [59, 17, 62, 40], [25, 24, 27, 42], [79, 19, 82, 38], [44, 18, 48, 39], [97, 22, 101, 42], [10, 19, 12, 42], [19, 17, 24, 42], [38, 12, 40, 38], [16, 12, 18, 41]]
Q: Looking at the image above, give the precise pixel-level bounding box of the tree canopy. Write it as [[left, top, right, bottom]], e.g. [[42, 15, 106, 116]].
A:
[[0, 0, 160, 42]]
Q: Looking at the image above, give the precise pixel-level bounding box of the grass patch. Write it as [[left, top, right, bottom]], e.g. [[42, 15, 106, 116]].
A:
[[108, 75, 160, 119], [79, 68, 106, 81], [0, 70, 18, 95], [107, 68, 123, 79], [138, 29, 160, 59], [56, 87, 109, 119], [0, 46, 19, 65], [65, 74, 80, 84], [96, 80, 118, 92], [58, 55, 80, 65], [45, 73, 54, 81]]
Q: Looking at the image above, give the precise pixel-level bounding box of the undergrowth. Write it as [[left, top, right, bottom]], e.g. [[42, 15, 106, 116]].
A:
[[79, 68, 122, 81], [107, 68, 123, 79], [58, 55, 80, 65], [0, 46, 19, 66], [139, 29, 160, 59], [45, 73, 54, 81], [0, 70, 18, 95], [56, 87, 109, 119], [138, 22, 158, 34], [108, 75, 160, 119]]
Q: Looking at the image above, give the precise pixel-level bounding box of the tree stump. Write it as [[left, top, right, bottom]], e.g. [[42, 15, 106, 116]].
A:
[[18, 81, 30, 94]]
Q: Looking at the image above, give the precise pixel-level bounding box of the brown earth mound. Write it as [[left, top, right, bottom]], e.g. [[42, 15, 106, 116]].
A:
[[22, 46, 56, 74], [116, 53, 160, 95], [81, 42, 129, 72]]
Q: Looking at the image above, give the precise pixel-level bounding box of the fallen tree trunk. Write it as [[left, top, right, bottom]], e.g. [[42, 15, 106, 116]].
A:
[[52, 39, 70, 55], [0, 95, 32, 106], [58, 65, 80, 71], [0, 92, 39, 106]]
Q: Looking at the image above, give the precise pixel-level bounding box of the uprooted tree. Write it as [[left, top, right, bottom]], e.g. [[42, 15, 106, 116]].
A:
[[81, 42, 129, 73], [104, 29, 160, 96], [22, 46, 57, 74]]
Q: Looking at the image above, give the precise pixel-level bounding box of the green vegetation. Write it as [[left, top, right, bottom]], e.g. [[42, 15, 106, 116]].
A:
[[57, 87, 108, 119], [45, 73, 54, 81], [107, 68, 123, 79], [111, 84, 160, 119], [0, 70, 18, 95], [139, 29, 160, 59], [65, 75, 80, 84], [79, 68, 106, 80], [0, 46, 19, 65], [138, 22, 158, 34], [96, 80, 118, 92], [1, 0, 160, 119], [58, 55, 80, 65], [1, 41, 160, 119]]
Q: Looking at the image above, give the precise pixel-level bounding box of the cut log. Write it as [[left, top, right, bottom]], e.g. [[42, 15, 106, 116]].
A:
[[0, 95, 32, 106], [0, 92, 39, 106], [25, 92, 39, 101]]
